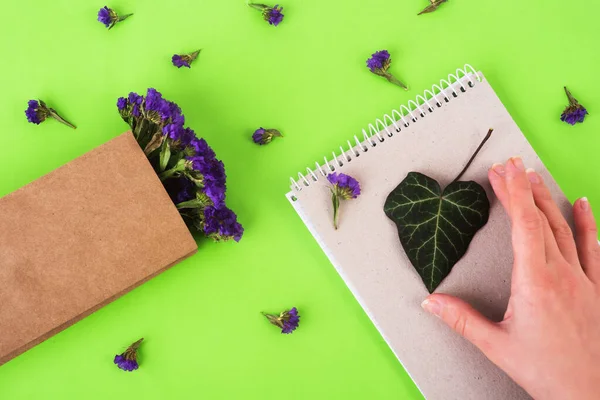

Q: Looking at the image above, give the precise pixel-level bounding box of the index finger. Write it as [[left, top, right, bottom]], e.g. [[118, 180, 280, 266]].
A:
[[504, 157, 546, 272]]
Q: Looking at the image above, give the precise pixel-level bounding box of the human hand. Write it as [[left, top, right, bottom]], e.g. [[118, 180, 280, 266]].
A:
[[421, 157, 600, 400]]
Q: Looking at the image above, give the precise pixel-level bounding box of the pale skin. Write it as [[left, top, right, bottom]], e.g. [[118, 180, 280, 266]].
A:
[[421, 157, 600, 400]]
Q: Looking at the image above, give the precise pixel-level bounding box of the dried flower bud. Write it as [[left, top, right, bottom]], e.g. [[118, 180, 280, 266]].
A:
[[252, 127, 283, 145], [327, 173, 361, 230], [263, 307, 300, 334], [366, 50, 408, 90], [25, 99, 76, 129], [418, 0, 448, 15], [560, 86, 588, 126], [248, 3, 284, 26], [172, 50, 202, 68], [114, 338, 143, 372], [98, 6, 133, 30]]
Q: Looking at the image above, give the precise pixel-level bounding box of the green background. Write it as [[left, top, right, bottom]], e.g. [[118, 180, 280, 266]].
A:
[[1, 0, 599, 398]]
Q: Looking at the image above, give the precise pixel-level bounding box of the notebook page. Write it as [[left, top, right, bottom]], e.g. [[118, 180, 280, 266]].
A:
[[286, 73, 570, 399]]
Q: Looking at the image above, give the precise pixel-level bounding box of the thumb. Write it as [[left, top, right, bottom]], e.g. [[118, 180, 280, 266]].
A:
[[422, 293, 505, 356]]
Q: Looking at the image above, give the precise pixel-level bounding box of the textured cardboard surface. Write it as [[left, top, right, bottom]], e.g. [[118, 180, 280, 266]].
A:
[[0, 132, 197, 365], [287, 73, 571, 399]]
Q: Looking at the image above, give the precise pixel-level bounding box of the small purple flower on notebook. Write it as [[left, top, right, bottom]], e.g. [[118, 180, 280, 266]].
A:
[[248, 3, 284, 26], [98, 6, 133, 30], [328, 172, 361, 230], [366, 50, 408, 90], [25, 99, 76, 129], [252, 127, 282, 145], [560, 87, 588, 126], [172, 50, 201, 68], [114, 338, 143, 372], [263, 307, 300, 334]]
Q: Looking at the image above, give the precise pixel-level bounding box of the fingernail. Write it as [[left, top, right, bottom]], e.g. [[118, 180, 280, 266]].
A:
[[580, 197, 589, 211], [526, 168, 539, 184], [491, 163, 505, 177], [510, 156, 525, 171], [421, 298, 442, 317]]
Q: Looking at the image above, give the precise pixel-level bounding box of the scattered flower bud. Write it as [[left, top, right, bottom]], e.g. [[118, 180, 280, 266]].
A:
[[418, 0, 448, 15], [561, 86, 588, 126], [248, 3, 284, 26], [263, 307, 300, 334], [98, 6, 133, 30], [114, 338, 143, 372], [366, 50, 408, 90], [327, 172, 361, 230], [172, 50, 202, 68], [25, 99, 76, 129], [252, 127, 283, 145]]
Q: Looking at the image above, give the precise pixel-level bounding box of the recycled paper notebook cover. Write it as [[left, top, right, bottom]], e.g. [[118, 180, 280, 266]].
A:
[[287, 65, 571, 399], [0, 131, 197, 366]]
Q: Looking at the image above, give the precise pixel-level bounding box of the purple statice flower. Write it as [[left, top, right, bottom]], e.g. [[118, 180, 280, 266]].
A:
[[190, 138, 216, 159], [366, 50, 408, 90], [25, 100, 44, 125], [188, 156, 227, 207], [560, 86, 588, 126], [98, 6, 132, 30], [366, 50, 390, 72], [25, 99, 76, 129], [117, 97, 127, 111], [248, 3, 284, 26], [172, 50, 201, 68], [252, 127, 282, 145], [263, 307, 300, 334], [163, 123, 184, 141], [116, 88, 244, 242], [266, 5, 284, 26], [202, 206, 244, 242], [97, 6, 112, 27], [327, 172, 361, 230], [114, 338, 143, 372], [328, 173, 361, 199]]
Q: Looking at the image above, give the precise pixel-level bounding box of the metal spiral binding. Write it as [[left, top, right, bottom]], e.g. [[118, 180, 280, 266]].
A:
[[289, 64, 483, 191]]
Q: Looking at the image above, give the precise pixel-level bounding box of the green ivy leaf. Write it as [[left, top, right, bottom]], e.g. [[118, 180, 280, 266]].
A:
[[384, 172, 490, 292]]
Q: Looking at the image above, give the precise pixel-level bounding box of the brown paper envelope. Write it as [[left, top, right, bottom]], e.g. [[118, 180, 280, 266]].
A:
[[0, 131, 197, 365]]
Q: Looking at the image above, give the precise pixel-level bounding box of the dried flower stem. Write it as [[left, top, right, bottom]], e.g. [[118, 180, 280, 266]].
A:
[[47, 108, 76, 129]]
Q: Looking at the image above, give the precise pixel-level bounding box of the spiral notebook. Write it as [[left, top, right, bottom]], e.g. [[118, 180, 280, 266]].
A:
[[286, 65, 571, 399]]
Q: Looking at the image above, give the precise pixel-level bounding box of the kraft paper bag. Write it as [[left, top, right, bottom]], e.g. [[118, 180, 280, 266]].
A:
[[0, 131, 197, 365]]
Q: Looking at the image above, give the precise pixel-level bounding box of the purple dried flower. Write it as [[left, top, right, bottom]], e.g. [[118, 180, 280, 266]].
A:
[[25, 100, 44, 125], [366, 50, 408, 90], [327, 172, 361, 229], [98, 6, 132, 30], [172, 50, 201, 68], [560, 86, 588, 126], [116, 88, 243, 242], [203, 206, 244, 242], [263, 307, 300, 334], [266, 5, 284, 26], [249, 3, 285, 26], [117, 97, 127, 111], [163, 123, 183, 141], [25, 99, 76, 129], [366, 50, 390, 72], [252, 127, 282, 145], [114, 338, 143, 372]]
